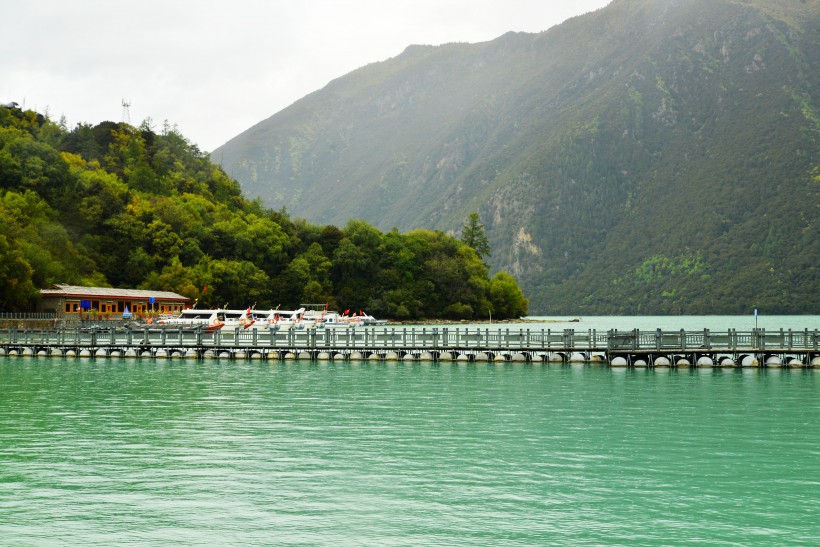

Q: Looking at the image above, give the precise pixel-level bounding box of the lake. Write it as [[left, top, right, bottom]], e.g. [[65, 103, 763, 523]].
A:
[[1, 316, 818, 545], [524, 314, 818, 332]]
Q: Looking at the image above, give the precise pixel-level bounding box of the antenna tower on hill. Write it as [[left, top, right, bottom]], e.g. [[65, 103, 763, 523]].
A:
[[121, 99, 131, 124]]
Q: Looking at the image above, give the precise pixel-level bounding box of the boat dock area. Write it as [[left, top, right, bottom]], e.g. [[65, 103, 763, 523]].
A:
[[1, 326, 818, 367]]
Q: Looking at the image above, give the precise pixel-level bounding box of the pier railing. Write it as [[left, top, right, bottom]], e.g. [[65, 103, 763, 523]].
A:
[[1, 326, 817, 353], [605, 328, 818, 352]]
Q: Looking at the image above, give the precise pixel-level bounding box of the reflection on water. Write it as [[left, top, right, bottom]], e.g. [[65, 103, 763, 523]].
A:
[[1, 358, 818, 545]]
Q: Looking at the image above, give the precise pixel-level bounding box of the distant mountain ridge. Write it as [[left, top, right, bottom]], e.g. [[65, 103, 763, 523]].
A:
[[214, 0, 820, 314]]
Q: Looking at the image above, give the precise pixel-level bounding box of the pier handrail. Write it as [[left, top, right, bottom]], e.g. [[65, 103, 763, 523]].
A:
[[2, 326, 818, 353], [0, 312, 57, 320]]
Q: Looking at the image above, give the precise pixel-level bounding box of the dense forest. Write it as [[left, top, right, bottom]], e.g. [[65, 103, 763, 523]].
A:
[[0, 104, 528, 319], [216, 0, 820, 314]]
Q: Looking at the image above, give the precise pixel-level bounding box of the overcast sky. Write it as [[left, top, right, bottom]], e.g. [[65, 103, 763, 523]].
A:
[[2, 0, 611, 152]]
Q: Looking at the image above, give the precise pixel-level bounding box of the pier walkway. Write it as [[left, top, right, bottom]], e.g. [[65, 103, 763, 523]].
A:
[[2, 326, 819, 367]]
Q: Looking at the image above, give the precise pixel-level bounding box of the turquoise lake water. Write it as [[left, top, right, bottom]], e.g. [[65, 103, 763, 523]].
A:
[[1, 353, 818, 545], [524, 314, 818, 333]]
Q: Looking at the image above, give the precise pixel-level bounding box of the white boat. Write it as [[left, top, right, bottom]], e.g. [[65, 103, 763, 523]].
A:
[[303, 306, 386, 327], [253, 308, 313, 330], [304, 310, 347, 328], [155, 307, 255, 330], [250, 309, 283, 330], [360, 312, 388, 326], [155, 309, 226, 330], [220, 308, 256, 330]]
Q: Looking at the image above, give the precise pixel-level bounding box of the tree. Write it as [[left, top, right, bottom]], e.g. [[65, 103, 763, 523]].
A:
[[489, 272, 529, 319], [461, 211, 491, 262], [0, 233, 38, 310], [0, 105, 532, 318]]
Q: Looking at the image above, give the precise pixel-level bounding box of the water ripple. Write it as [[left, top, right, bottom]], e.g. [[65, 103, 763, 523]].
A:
[[1, 359, 817, 545]]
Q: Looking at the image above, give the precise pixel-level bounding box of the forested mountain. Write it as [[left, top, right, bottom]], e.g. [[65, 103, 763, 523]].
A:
[[0, 105, 527, 319], [214, 0, 820, 314]]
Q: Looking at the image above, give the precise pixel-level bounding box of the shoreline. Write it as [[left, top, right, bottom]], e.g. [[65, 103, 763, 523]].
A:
[[393, 317, 581, 325]]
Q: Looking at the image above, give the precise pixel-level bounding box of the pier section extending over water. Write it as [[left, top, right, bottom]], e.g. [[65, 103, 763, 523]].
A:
[[1, 325, 818, 368]]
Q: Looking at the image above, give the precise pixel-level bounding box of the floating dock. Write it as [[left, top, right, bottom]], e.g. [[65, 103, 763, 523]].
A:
[[1, 326, 818, 367]]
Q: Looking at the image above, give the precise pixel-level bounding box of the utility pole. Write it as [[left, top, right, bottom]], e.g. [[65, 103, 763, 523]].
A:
[[121, 99, 131, 124]]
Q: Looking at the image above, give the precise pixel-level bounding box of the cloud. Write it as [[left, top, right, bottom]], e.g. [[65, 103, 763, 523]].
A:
[[1, 0, 610, 151]]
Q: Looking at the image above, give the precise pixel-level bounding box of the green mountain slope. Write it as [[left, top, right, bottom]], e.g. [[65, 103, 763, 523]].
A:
[[214, 0, 820, 314]]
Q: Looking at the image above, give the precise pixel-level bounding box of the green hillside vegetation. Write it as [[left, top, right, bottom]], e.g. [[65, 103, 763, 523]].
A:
[[0, 104, 527, 319], [215, 0, 820, 314]]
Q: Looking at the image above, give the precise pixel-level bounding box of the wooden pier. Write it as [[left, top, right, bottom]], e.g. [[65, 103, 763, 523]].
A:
[[1, 326, 818, 367]]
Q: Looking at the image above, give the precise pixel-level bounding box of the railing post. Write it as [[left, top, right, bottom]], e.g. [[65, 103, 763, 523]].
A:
[[705, 328, 711, 350], [679, 329, 685, 351]]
